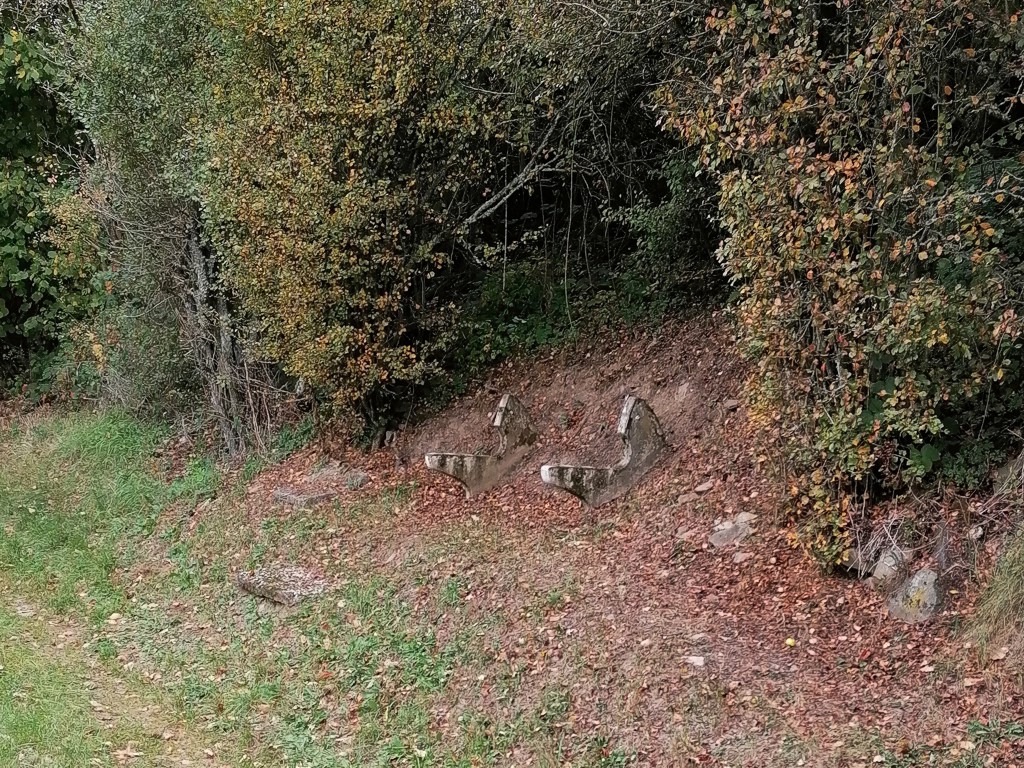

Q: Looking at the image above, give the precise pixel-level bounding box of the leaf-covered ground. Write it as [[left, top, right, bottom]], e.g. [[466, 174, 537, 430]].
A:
[[2, 314, 1024, 767]]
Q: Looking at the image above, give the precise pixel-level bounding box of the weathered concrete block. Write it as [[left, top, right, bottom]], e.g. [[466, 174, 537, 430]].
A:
[[236, 565, 328, 606], [888, 568, 942, 624], [424, 394, 536, 496], [272, 488, 338, 509], [540, 395, 666, 507]]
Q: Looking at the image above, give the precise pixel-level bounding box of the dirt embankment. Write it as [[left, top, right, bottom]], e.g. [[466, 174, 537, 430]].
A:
[[220, 311, 1024, 766]]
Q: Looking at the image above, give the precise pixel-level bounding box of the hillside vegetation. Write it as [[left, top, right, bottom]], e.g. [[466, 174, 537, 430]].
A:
[[3, 0, 1024, 557]]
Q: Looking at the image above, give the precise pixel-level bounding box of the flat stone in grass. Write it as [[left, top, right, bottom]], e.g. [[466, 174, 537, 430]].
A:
[[274, 462, 371, 508], [235, 565, 328, 606], [343, 469, 369, 490], [272, 487, 338, 509]]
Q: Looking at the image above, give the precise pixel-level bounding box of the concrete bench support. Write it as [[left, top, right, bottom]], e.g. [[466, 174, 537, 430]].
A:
[[424, 394, 536, 496], [540, 395, 666, 507]]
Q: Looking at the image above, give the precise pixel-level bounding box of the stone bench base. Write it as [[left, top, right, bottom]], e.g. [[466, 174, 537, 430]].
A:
[[540, 395, 665, 507], [425, 394, 536, 496]]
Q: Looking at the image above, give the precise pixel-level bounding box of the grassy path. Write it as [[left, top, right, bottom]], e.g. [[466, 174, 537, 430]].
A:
[[0, 587, 242, 767]]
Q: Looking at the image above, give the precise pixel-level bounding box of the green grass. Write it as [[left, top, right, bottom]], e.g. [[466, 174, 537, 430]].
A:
[[0, 412, 167, 619], [167, 456, 221, 506], [0, 604, 155, 768], [967, 718, 1024, 745], [7, 409, 1024, 767], [0, 410, 665, 767], [973, 527, 1024, 653], [0, 608, 108, 767]]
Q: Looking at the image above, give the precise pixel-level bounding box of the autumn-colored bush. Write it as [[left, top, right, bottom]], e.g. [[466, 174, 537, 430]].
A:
[[662, 0, 1024, 560], [202, 0, 493, 426], [15, 0, 1024, 543], [202, 0, 719, 432]]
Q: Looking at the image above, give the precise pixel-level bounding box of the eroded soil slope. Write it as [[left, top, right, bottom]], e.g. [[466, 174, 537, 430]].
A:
[[225, 312, 1023, 765]]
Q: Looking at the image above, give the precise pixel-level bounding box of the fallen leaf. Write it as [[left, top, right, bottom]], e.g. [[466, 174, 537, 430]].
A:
[[989, 646, 1009, 661]]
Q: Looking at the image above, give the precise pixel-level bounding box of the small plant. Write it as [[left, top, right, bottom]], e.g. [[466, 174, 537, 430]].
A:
[[270, 417, 315, 460], [167, 458, 219, 507], [973, 529, 1024, 650], [93, 637, 118, 661], [440, 576, 467, 607], [967, 718, 1024, 745], [586, 736, 637, 767], [168, 540, 202, 592], [538, 686, 571, 727]]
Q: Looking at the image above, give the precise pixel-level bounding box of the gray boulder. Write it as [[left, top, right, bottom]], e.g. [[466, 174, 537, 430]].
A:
[[887, 568, 941, 624], [872, 546, 911, 586], [709, 520, 752, 548]]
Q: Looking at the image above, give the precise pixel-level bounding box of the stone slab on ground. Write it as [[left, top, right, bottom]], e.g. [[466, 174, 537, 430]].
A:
[[342, 469, 369, 490], [272, 487, 339, 509], [235, 565, 328, 606], [273, 462, 366, 509]]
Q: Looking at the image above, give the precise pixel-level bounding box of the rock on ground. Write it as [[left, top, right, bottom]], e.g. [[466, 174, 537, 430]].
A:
[[709, 521, 752, 548], [272, 488, 338, 509], [872, 546, 911, 586], [887, 568, 941, 624], [235, 565, 328, 606], [343, 469, 370, 490], [839, 545, 876, 577]]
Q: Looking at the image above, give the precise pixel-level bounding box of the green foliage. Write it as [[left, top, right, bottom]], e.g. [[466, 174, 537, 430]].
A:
[[12, 0, 1024, 537], [662, 0, 1024, 556], [71, 0, 717, 432], [456, 258, 574, 380], [0, 10, 101, 381], [606, 153, 725, 314], [204, 0, 488, 421], [269, 415, 315, 460]]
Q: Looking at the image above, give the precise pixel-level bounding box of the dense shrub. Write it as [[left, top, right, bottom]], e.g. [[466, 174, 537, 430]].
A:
[[59, 0, 290, 451], [11, 0, 1024, 544], [0, 7, 100, 382], [202, 0, 720, 430], [662, 0, 1024, 559], [12, 0, 720, 441], [203, 0, 499, 425]]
